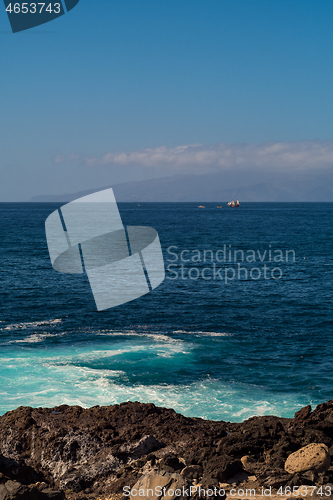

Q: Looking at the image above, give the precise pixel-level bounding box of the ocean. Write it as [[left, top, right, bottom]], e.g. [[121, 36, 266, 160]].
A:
[[0, 202, 332, 422]]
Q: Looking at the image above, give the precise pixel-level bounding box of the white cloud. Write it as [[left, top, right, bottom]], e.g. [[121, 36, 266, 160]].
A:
[[55, 140, 333, 172], [53, 153, 79, 164]]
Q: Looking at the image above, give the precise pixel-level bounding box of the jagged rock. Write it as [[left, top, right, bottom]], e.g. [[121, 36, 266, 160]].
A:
[[129, 471, 190, 500], [180, 466, 203, 480], [0, 481, 29, 500], [203, 456, 242, 482], [294, 405, 312, 422], [146, 454, 156, 466], [1, 401, 333, 499], [286, 473, 303, 487], [0, 480, 64, 500], [262, 474, 292, 488], [0, 456, 42, 486], [39, 489, 64, 499], [299, 470, 316, 484], [285, 443, 330, 474], [120, 435, 163, 458], [199, 474, 219, 488], [159, 455, 184, 473], [240, 456, 257, 473], [216, 416, 286, 457]]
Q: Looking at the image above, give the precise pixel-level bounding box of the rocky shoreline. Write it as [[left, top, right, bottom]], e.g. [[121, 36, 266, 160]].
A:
[[1, 401, 333, 499]]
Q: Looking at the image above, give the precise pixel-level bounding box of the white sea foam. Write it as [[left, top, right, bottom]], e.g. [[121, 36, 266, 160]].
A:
[[197, 331, 233, 337], [96, 329, 138, 336], [94, 331, 192, 357], [97, 330, 187, 342], [3, 319, 62, 331], [173, 330, 233, 337], [4, 376, 306, 422], [48, 364, 126, 379], [6, 332, 66, 344], [0, 333, 311, 422], [96, 329, 231, 339], [0, 347, 310, 422]]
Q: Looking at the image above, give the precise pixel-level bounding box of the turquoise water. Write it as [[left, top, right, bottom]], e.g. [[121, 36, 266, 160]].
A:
[[0, 203, 332, 421]]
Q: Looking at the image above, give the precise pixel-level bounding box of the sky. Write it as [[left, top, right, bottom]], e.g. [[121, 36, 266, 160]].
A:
[[1, 0, 333, 201]]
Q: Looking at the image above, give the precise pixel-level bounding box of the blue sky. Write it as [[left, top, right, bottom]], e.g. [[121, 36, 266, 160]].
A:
[[1, 0, 333, 200]]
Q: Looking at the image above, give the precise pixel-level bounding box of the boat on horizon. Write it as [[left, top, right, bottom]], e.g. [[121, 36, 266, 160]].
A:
[[227, 199, 240, 208]]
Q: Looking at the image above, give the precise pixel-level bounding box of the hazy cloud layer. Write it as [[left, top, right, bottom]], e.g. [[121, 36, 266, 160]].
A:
[[55, 140, 333, 172], [53, 153, 79, 163]]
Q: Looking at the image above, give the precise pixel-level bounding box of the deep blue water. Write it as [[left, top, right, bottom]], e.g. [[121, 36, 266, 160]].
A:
[[0, 202, 332, 421]]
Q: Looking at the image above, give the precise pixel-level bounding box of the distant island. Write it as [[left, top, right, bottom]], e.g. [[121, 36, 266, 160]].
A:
[[30, 169, 333, 203]]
